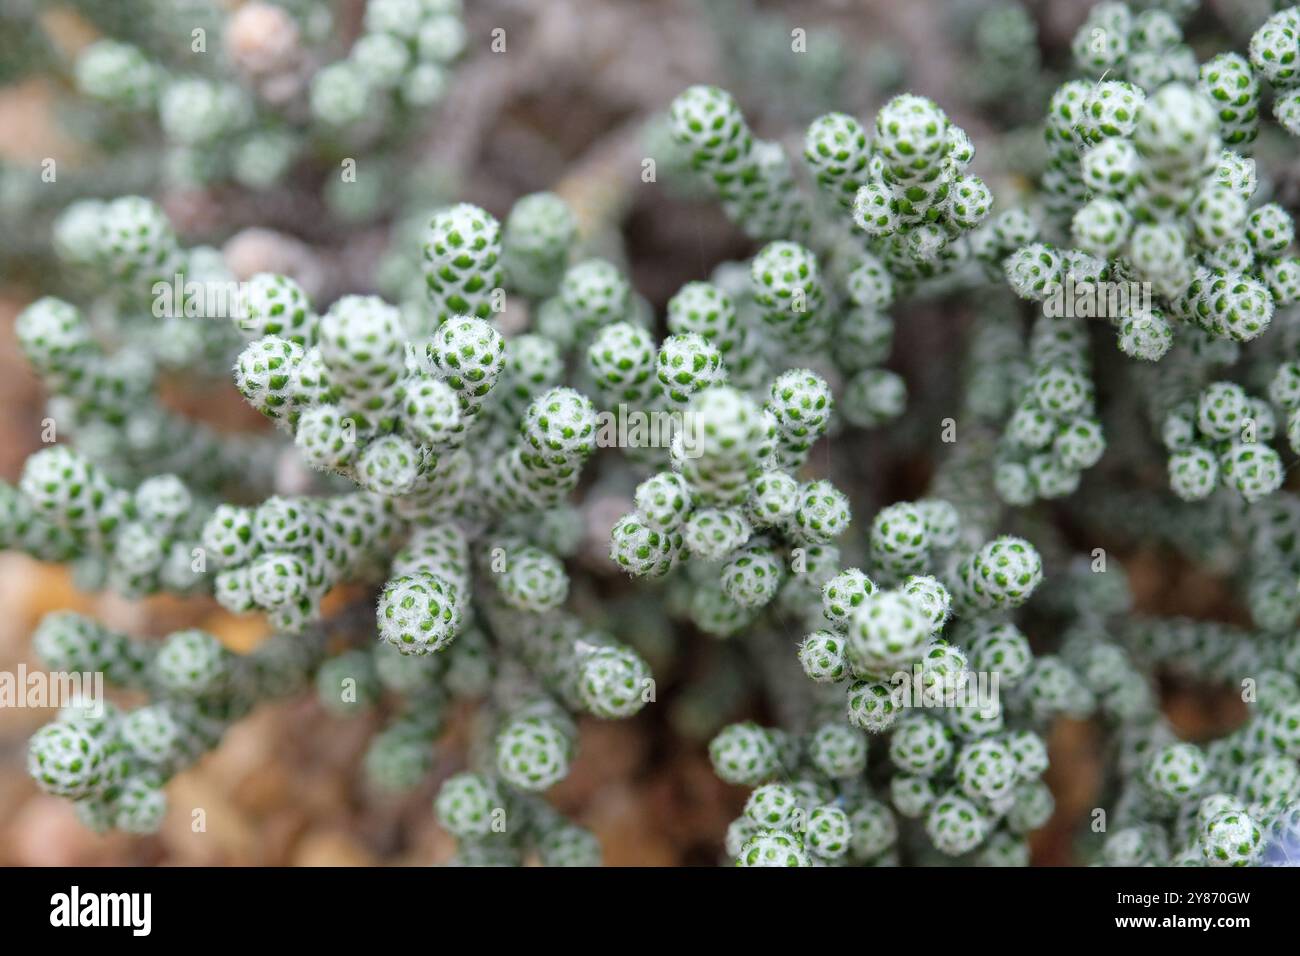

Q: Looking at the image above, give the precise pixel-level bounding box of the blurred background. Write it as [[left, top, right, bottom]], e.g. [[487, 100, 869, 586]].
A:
[[0, 0, 1271, 865]]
